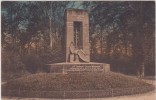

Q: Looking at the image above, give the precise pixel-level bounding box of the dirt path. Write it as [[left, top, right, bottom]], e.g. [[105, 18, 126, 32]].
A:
[[2, 91, 156, 100]]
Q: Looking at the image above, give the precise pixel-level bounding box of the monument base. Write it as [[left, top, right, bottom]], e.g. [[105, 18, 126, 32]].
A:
[[47, 62, 110, 74]]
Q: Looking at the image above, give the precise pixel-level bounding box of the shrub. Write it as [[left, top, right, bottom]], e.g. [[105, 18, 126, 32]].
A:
[[2, 48, 25, 73], [22, 54, 45, 73]]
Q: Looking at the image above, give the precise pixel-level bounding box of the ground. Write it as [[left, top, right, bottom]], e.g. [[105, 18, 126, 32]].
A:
[[2, 79, 155, 100], [2, 91, 156, 100]]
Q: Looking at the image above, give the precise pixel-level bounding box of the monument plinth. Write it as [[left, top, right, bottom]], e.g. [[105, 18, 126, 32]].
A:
[[48, 9, 110, 73]]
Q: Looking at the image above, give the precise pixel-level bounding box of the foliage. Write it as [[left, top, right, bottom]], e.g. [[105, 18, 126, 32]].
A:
[[83, 1, 155, 75], [1, 1, 155, 76], [2, 48, 25, 72]]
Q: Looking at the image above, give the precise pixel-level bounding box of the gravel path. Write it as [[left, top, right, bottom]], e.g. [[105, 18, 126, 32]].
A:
[[2, 91, 156, 100]]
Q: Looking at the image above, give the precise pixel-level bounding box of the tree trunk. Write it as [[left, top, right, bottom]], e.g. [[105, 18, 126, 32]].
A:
[[134, 2, 145, 77], [49, 17, 53, 49]]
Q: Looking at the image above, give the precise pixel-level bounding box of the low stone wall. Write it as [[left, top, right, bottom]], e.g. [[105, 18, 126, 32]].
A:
[[2, 85, 154, 99]]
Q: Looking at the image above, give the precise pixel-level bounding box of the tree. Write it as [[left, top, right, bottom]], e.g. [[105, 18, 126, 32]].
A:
[[36, 1, 69, 49], [83, 1, 155, 75]]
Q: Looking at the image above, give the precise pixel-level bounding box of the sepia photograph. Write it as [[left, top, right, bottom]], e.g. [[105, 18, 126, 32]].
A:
[[1, 1, 155, 100]]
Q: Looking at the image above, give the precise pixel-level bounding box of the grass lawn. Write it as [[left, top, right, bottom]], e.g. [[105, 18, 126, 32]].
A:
[[2, 72, 153, 91]]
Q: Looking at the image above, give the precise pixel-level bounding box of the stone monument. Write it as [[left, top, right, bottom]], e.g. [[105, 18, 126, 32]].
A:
[[65, 9, 90, 63], [48, 9, 110, 74]]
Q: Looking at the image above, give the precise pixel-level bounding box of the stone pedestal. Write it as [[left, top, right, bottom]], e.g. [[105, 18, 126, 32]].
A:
[[47, 62, 110, 74], [103, 64, 110, 72]]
